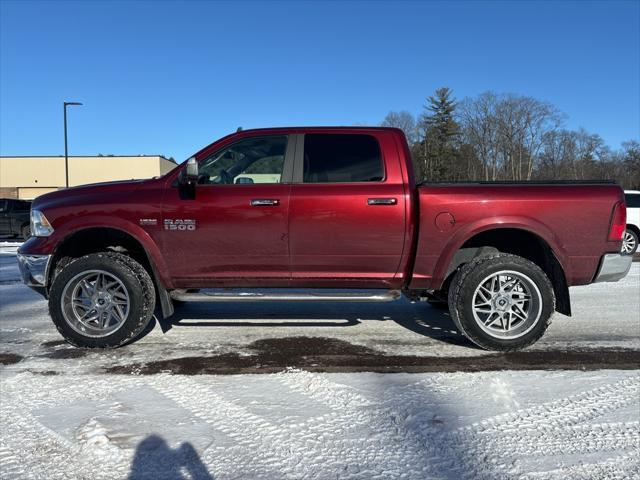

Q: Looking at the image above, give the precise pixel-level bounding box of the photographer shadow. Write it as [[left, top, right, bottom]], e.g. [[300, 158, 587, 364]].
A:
[[128, 435, 213, 480]]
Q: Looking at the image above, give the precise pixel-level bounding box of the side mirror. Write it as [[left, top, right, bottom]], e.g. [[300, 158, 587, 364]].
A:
[[235, 177, 254, 184], [179, 157, 199, 186]]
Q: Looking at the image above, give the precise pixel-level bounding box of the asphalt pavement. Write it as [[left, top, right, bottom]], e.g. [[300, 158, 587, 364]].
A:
[[1, 242, 639, 374]]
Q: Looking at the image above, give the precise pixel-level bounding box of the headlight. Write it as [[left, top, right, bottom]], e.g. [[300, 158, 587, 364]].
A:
[[30, 209, 54, 237]]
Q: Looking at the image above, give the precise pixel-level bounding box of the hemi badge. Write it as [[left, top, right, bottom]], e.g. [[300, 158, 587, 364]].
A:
[[139, 218, 158, 226]]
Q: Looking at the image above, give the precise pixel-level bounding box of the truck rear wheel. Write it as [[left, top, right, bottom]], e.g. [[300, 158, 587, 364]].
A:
[[49, 252, 156, 348], [448, 253, 554, 351]]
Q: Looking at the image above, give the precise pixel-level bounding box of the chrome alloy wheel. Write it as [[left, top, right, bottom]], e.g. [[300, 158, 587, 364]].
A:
[[61, 270, 130, 338], [471, 270, 542, 340], [622, 230, 637, 255]]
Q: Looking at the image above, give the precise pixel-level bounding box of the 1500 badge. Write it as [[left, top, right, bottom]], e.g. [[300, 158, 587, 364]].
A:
[[164, 219, 196, 231]]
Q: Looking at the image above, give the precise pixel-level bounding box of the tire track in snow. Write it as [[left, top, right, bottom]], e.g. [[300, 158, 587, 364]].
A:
[[436, 376, 640, 477], [459, 375, 640, 435], [277, 371, 640, 479], [521, 451, 640, 479], [479, 421, 639, 456], [0, 444, 23, 480], [275, 368, 502, 479], [0, 375, 134, 480], [151, 375, 310, 479], [1, 371, 637, 479], [1, 404, 92, 479]]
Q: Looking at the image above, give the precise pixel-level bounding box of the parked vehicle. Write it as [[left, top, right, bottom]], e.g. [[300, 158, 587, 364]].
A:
[[0, 198, 31, 239], [622, 190, 640, 255], [17, 127, 631, 351]]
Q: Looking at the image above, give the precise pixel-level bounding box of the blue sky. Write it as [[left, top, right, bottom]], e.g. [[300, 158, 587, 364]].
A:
[[1, 0, 638, 160]]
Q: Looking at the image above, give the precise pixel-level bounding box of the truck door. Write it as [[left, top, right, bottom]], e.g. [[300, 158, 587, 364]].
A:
[[288, 131, 407, 288], [161, 134, 294, 287]]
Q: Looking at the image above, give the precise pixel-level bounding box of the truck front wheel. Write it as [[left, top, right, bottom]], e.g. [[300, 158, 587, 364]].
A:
[[448, 253, 554, 351], [49, 252, 156, 348]]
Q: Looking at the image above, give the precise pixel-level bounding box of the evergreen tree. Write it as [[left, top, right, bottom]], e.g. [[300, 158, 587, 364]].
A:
[[419, 87, 460, 181], [425, 87, 458, 145]]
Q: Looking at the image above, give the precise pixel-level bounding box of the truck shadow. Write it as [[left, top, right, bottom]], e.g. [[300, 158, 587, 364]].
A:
[[152, 300, 475, 349]]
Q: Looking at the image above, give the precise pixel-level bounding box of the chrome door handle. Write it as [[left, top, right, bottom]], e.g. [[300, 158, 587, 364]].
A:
[[250, 199, 280, 206], [367, 198, 397, 206]]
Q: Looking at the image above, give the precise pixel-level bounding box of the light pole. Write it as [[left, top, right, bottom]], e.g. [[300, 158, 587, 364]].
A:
[[64, 101, 83, 188]]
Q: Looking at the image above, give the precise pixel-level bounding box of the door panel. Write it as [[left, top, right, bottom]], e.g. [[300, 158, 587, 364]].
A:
[[288, 132, 407, 288], [161, 134, 293, 288], [289, 183, 406, 287], [162, 184, 291, 287]]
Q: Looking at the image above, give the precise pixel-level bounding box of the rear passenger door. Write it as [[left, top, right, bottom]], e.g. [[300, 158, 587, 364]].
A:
[[288, 131, 407, 288]]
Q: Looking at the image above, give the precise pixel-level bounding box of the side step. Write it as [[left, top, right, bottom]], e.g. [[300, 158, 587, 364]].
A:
[[169, 289, 402, 303]]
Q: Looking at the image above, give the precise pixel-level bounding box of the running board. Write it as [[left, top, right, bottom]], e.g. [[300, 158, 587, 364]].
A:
[[169, 289, 402, 303]]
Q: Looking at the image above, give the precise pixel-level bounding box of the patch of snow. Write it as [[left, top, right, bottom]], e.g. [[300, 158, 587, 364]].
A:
[[0, 369, 638, 479]]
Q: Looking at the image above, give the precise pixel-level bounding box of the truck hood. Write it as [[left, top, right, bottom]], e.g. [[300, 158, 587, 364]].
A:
[[32, 178, 156, 211]]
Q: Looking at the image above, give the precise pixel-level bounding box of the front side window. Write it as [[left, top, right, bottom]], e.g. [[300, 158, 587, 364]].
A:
[[197, 135, 287, 185], [303, 134, 384, 183]]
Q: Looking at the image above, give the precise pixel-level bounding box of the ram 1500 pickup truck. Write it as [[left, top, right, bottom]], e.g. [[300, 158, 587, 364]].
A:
[[17, 127, 631, 351]]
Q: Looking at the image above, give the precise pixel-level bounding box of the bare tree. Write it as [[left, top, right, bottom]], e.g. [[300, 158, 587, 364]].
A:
[[458, 92, 499, 180], [382, 89, 638, 188], [381, 111, 419, 144], [458, 92, 561, 180]]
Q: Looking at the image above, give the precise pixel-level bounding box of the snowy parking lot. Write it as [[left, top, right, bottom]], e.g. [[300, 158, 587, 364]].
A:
[[1, 242, 639, 479]]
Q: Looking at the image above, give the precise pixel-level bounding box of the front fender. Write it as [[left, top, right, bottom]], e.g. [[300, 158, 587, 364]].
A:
[[19, 216, 172, 289]]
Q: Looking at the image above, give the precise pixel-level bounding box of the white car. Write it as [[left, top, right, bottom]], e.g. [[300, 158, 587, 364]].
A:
[[623, 190, 640, 255]]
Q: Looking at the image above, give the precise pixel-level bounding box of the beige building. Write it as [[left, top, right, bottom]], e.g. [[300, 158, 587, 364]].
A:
[[0, 155, 177, 199]]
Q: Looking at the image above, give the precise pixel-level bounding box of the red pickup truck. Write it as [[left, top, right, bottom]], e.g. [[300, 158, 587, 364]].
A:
[[18, 127, 631, 351]]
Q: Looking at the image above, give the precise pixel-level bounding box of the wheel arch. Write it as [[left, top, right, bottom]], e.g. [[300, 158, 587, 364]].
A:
[[47, 225, 175, 318], [47, 225, 168, 288], [626, 223, 640, 237], [440, 226, 571, 316]]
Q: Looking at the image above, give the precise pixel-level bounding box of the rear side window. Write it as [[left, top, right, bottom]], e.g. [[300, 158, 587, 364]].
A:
[[625, 194, 640, 208], [303, 134, 384, 183]]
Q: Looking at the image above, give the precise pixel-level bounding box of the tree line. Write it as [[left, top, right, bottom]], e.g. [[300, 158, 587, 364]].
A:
[[381, 88, 640, 188]]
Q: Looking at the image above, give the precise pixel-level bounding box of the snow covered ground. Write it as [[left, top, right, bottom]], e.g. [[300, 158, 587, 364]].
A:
[[1, 369, 638, 479], [1, 241, 639, 479]]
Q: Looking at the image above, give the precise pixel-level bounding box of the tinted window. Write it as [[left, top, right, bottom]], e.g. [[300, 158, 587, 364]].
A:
[[625, 194, 640, 208], [303, 134, 383, 183], [198, 136, 287, 185]]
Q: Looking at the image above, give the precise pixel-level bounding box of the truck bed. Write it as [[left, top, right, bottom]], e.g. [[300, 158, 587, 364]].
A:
[[409, 183, 624, 290]]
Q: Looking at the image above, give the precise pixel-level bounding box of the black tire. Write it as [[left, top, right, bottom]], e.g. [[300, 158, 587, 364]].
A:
[[621, 228, 638, 255], [448, 253, 555, 351], [20, 224, 30, 240], [48, 252, 156, 348]]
